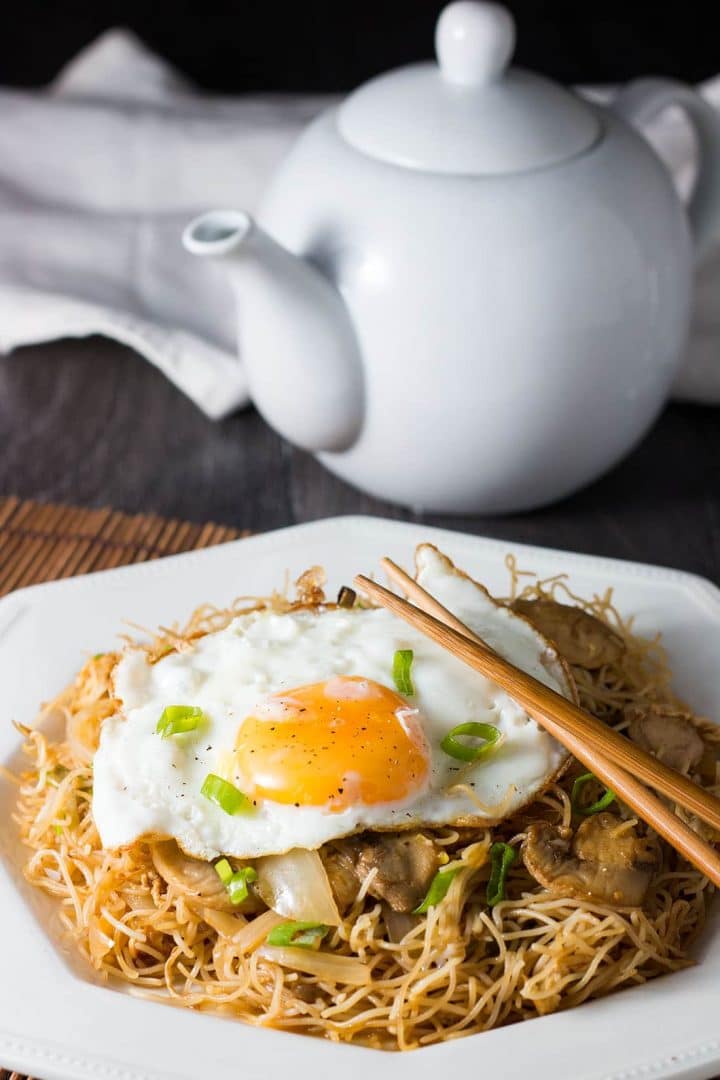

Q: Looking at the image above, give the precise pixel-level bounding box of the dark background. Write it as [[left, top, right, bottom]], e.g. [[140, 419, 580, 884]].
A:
[[1, 1, 718, 90]]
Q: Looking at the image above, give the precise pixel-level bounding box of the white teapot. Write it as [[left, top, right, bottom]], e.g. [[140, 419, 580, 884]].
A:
[[184, 1, 720, 513]]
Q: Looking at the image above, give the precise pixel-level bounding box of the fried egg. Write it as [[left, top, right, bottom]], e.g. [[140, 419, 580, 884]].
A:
[[92, 546, 573, 859]]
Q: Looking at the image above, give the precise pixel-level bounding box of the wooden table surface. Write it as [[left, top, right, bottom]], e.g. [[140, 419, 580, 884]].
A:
[[1, 336, 719, 584]]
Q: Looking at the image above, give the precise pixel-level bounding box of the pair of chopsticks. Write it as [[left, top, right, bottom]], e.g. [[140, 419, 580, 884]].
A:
[[354, 559, 720, 889]]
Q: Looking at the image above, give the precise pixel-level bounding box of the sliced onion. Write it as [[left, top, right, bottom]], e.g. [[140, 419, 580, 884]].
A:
[[234, 909, 287, 954], [201, 907, 249, 938], [258, 945, 371, 986], [255, 848, 341, 926], [88, 915, 114, 965]]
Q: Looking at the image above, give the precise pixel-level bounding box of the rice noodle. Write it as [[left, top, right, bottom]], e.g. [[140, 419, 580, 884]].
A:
[[13, 561, 719, 1050]]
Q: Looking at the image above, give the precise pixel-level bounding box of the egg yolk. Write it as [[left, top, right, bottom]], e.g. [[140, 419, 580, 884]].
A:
[[233, 676, 430, 811]]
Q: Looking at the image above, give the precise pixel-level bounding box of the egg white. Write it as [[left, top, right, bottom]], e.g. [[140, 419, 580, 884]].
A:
[[92, 545, 572, 859]]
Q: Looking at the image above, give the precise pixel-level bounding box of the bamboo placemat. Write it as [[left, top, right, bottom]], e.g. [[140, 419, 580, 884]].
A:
[[0, 495, 242, 597], [0, 495, 243, 1080]]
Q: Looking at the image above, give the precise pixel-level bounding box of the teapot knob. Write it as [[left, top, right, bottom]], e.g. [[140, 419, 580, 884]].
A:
[[435, 1, 515, 87]]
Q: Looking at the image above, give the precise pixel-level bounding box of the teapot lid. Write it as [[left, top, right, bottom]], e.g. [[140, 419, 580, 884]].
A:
[[337, 1, 601, 176]]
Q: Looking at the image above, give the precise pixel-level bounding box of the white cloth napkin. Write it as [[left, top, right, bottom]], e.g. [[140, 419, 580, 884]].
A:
[[0, 29, 718, 418]]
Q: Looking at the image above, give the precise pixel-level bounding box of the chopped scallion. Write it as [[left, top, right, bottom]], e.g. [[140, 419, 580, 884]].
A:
[[201, 774, 253, 815], [227, 867, 257, 905], [266, 921, 328, 949], [393, 649, 415, 695], [441, 721, 502, 762], [571, 772, 616, 816], [156, 705, 205, 738], [413, 865, 461, 914], [214, 859, 257, 903], [486, 842, 516, 907], [214, 858, 233, 885]]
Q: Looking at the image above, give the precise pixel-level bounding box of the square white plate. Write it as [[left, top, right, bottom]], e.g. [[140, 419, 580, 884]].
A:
[[2, 515, 720, 1080]]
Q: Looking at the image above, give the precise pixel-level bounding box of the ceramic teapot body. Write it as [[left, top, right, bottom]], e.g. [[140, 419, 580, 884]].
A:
[[257, 107, 690, 512], [184, 2, 720, 513]]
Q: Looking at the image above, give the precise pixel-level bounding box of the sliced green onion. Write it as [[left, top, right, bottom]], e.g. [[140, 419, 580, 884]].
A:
[[393, 649, 415, 695], [337, 585, 356, 608], [486, 842, 516, 907], [54, 824, 63, 836], [571, 772, 616, 816], [413, 866, 461, 914], [266, 921, 328, 949], [93, 653, 105, 660], [441, 721, 502, 762], [227, 867, 257, 905], [201, 774, 254, 815], [214, 859, 257, 904], [156, 704, 205, 738], [214, 858, 233, 885]]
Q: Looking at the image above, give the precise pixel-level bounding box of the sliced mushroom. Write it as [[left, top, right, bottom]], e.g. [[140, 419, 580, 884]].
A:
[[382, 903, 420, 943], [150, 840, 258, 913], [625, 703, 705, 775], [511, 598, 625, 670], [329, 832, 444, 913], [322, 844, 364, 912], [522, 813, 659, 906]]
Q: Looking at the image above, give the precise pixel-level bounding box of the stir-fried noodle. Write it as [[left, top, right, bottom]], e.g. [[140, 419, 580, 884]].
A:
[[13, 559, 719, 1050]]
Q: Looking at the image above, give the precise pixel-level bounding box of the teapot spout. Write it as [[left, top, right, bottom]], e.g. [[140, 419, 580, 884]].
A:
[[183, 210, 363, 452]]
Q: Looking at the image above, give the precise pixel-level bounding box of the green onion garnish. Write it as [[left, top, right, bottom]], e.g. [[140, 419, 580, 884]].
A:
[[393, 649, 415, 695], [413, 866, 461, 914], [486, 842, 516, 906], [214, 858, 233, 885], [201, 774, 254, 815], [227, 867, 257, 905], [156, 705, 205, 738], [93, 653, 105, 660], [441, 721, 501, 762], [266, 921, 328, 949], [214, 860, 257, 904], [571, 772, 616, 816]]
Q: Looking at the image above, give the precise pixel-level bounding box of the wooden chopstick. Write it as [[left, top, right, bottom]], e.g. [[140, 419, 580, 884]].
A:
[[354, 572, 720, 890], [380, 557, 720, 834]]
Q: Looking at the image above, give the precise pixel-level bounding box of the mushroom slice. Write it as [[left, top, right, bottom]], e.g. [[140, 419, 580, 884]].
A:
[[511, 598, 625, 670], [522, 814, 659, 906], [150, 839, 256, 913], [331, 832, 444, 914], [625, 703, 705, 775], [322, 844, 364, 913]]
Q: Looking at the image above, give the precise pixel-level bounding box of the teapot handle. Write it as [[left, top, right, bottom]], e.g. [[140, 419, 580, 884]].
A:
[[613, 77, 720, 263]]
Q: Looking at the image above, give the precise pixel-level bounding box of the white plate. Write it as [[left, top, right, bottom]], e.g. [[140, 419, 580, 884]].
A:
[[1, 515, 720, 1080]]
